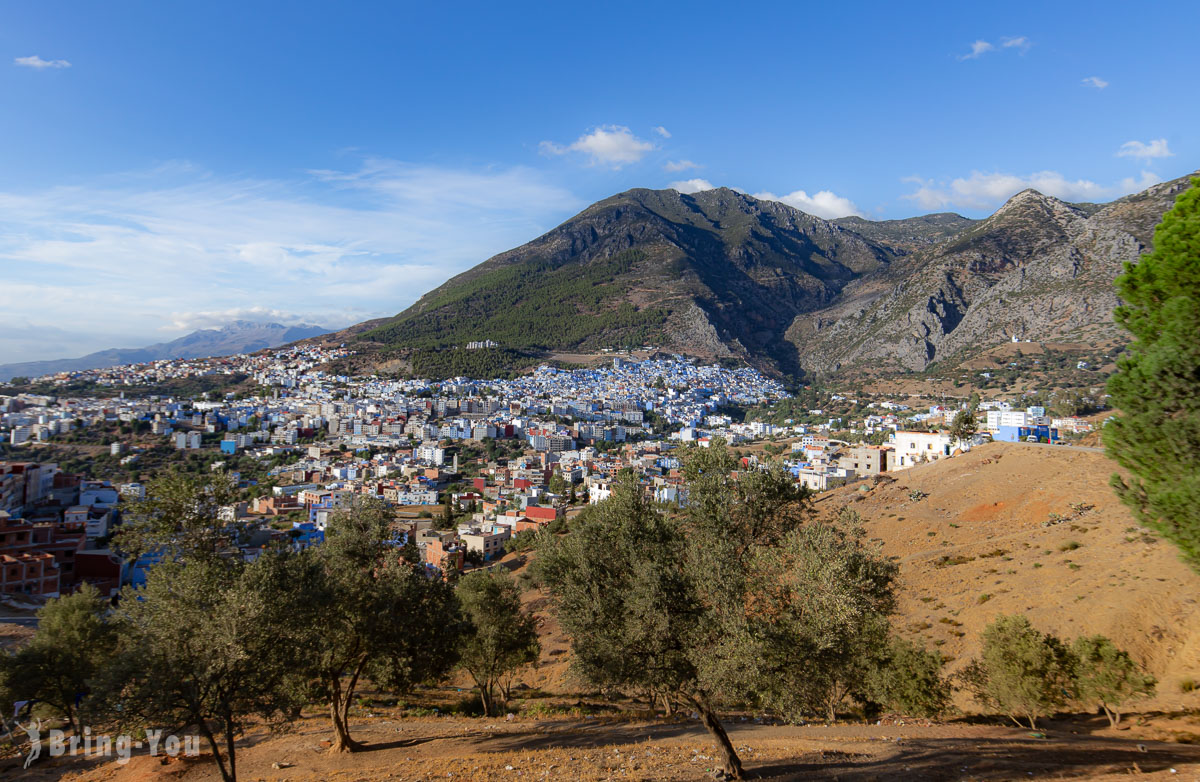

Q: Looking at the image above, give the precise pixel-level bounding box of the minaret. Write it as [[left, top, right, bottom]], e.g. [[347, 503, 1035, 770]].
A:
[[453, 453, 459, 474]]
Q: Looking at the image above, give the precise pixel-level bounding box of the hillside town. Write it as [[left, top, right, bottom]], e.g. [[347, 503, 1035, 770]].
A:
[[0, 344, 1099, 600]]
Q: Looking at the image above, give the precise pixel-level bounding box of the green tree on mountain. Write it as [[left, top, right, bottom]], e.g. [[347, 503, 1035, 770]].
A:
[[1104, 178, 1200, 570]]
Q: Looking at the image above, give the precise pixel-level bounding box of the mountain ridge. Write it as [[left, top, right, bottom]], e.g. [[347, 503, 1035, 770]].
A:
[[330, 171, 1198, 380], [0, 321, 330, 382]]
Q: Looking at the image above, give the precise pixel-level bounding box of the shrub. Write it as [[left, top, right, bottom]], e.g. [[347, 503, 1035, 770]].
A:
[[959, 615, 1074, 729], [863, 638, 952, 718], [1071, 635, 1155, 727]]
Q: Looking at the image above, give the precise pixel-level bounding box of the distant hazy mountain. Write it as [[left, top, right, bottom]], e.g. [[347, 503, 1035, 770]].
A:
[[0, 321, 329, 382]]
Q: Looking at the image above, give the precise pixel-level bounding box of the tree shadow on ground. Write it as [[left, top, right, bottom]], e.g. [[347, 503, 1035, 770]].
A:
[[745, 735, 1200, 781]]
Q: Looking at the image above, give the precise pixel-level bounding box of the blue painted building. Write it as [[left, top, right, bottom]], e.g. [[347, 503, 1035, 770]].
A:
[[995, 425, 1059, 443]]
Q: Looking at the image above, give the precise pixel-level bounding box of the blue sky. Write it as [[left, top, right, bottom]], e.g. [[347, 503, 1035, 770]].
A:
[[1, 1, 1197, 364]]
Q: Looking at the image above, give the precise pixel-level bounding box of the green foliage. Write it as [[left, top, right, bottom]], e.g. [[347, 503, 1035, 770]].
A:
[[455, 570, 540, 717], [0, 584, 118, 735], [363, 250, 669, 352], [285, 498, 464, 752], [1105, 178, 1200, 570], [960, 614, 1074, 729], [949, 408, 978, 442], [94, 557, 299, 782], [863, 637, 953, 719], [408, 348, 540, 380], [537, 443, 895, 779], [113, 470, 240, 563], [1071, 635, 1155, 726], [504, 529, 538, 555]]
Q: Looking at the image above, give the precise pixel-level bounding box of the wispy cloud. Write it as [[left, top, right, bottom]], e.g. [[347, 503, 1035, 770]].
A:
[[1082, 76, 1109, 89], [902, 169, 1162, 211], [1117, 138, 1172, 159], [14, 55, 71, 69], [669, 178, 715, 194], [1001, 36, 1031, 53], [958, 40, 994, 60], [539, 125, 655, 168], [753, 189, 862, 219], [958, 36, 1030, 60], [0, 161, 581, 363], [664, 160, 699, 173], [653, 126, 671, 138], [165, 307, 327, 332]]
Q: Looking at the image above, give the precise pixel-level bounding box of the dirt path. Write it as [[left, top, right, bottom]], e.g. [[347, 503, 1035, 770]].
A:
[[11, 712, 1200, 782]]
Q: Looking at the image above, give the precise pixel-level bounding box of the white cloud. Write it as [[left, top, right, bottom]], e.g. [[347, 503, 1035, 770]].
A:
[[14, 55, 71, 69], [1082, 76, 1109, 89], [902, 169, 1162, 211], [959, 40, 994, 60], [959, 36, 1029, 60], [664, 159, 699, 172], [1001, 36, 1031, 53], [752, 189, 863, 219], [1117, 138, 1172, 159], [653, 126, 671, 138], [539, 125, 655, 168], [165, 307, 327, 331], [1120, 170, 1164, 192], [669, 179, 715, 194], [0, 161, 582, 363]]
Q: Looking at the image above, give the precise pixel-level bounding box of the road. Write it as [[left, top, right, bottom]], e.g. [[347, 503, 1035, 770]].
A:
[[0, 616, 38, 627], [1009, 440, 1105, 453]]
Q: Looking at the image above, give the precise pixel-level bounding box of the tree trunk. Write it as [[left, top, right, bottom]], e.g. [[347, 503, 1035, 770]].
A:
[[198, 723, 235, 782], [224, 719, 237, 782], [691, 696, 744, 780], [480, 685, 495, 718], [328, 662, 367, 752], [1103, 704, 1120, 727], [329, 698, 362, 752]]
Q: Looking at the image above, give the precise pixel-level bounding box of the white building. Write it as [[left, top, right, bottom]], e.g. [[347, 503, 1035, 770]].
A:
[[889, 431, 954, 470]]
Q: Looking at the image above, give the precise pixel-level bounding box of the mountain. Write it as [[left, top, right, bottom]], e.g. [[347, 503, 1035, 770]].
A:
[[360, 187, 897, 376], [0, 321, 330, 382], [347, 172, 1197, 379], [793, 174, 1196, 374]]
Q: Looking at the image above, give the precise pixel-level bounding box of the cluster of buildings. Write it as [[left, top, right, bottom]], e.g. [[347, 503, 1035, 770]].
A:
[[0, 462, 125, 597], [0, 340, 1102, 598]]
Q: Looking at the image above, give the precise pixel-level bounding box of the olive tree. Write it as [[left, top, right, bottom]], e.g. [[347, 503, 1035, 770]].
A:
[[538, 444, 896, 780], [94, 556, 299, 782], [456, 569, 540, 716], [960, 614, 1074, 729], [0, 583, 118, 736], [290, 498, 463, 752], [1071, 635, 1155, 727]]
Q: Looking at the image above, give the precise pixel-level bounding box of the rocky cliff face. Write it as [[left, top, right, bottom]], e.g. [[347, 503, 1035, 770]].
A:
[[791, 174, 1197, 375]]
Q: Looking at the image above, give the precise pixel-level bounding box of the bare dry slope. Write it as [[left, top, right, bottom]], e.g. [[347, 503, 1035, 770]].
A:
[[817, 441, 1200, 710]]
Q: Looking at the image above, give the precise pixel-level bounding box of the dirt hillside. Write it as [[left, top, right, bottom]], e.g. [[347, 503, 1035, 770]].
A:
[[512, 442, 1200, 713], [818, 441, 1200, 710]]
